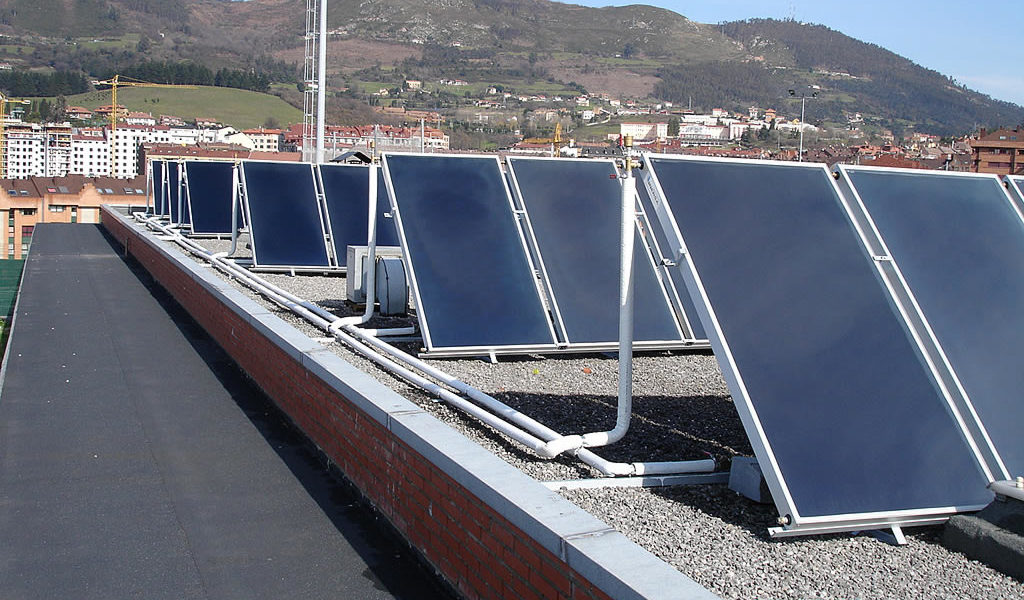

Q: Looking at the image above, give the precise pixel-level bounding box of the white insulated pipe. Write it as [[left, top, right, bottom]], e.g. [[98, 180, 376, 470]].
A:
[[138, 174, 714, 478], [332, 163, 379, 329], [580, 164, 636, 448]]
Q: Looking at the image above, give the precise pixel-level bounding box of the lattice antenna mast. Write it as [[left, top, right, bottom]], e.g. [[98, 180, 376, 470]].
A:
[[302, 0, 318, 162], [302, 0, 329, 164]]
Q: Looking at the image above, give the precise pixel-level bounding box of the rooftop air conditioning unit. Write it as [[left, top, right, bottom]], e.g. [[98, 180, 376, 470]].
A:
[[345, 245, 403, 303]]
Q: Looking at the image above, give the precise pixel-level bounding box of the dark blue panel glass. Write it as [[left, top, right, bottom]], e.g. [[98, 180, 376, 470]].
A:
[[242, 161, 329, 268], [167, 162, 185, 224], [508, 158, 680, 344], [319, 164, 400, 267], [1009, 176, 1024, 202], [635, 169, 707, 340], [185, 161, 235, 235], [649, 157, 990, 518], [385, 154, 555, 350], [150, 160, 166, 216], [848, 169, 1024, 478]]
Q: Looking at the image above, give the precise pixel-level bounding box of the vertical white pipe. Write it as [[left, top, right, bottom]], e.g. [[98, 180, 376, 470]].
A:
[[581, 164, 635, 448], [227, 163, 240, 255], [332, 161, 378, 328], [315, 0, 327, 164]]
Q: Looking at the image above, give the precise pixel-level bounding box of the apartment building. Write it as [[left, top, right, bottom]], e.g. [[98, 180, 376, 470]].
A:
[[1, 122, 73, 179], [972, 127, 1024, 175], [241, 128, 284, 153], [284, 123, 450, 157], [70, 128, 110, 177], [619, 122, 669, 141], [0, 175, 146, 259]]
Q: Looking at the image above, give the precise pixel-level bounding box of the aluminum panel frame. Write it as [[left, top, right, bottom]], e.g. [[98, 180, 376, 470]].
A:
[[643, 153, 993, 537], [836, 164, 1024, 481], [183, 160, 239, 237], [506, 156, 687, 347], [381, 152, 559, 355], [318, 163, 401, 269], [238, 160, 333, 271]]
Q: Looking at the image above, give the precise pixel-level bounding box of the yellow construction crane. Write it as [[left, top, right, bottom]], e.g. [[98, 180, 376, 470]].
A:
[[523, 122, 563, 145], [93, 75, 197, 177], [94, 75, 197, 134]]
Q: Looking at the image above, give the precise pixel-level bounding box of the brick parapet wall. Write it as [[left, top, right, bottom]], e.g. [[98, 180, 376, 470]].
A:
[[101, 205, 716, 600]]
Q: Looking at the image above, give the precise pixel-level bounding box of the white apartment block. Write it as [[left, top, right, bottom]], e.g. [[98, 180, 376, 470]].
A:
[[71, 135, 110, 177], [619, 122, 668, 141], [242, 128, 284, 153], [2, 121, 72, 179], [109, 125, 175, 179], [679, 124, 729, 145]]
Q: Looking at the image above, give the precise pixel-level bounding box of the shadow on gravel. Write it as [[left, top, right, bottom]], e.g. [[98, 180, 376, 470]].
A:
[[490, 390, 752, 466]]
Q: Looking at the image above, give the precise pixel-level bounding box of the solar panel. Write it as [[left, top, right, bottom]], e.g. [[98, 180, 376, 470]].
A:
[[184, 161, 236, 236], [382, 153, 557, 353], [643, 155, 992, 536], [166, 162, 184, 224], [153, 160, 168, 216], [506, 157, 683, 346], [1007, 175, 1024, 208], [837, 166, 1024, 480], [240, 161, 330, 269], [319, 164, 400, 267], [634, 169, 707, 340]]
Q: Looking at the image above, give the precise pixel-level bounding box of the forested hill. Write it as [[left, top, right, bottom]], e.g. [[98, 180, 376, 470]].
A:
[[669, 18, 1024, 136], [0, 0, 1021, 136]]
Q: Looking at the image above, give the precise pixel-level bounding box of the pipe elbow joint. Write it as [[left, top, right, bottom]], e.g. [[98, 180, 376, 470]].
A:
[[536, 435, 585, 459]]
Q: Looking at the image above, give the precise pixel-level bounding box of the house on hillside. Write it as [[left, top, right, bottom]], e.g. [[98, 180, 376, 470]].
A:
[[972, 127, 1024, 175], [64, 106, 94, 121]]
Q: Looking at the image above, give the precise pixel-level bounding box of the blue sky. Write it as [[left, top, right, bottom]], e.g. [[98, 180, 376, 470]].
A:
[[573, 0, 1023, 107]]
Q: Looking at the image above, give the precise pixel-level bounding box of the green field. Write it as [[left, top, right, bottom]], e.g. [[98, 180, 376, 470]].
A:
[[58, 86, 303, 130], [74, 34, 140, 51]]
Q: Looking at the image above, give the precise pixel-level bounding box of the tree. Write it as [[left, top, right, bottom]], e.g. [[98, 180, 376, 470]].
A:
[[667, 116, 680, 137], [54, 95, 67, 120], [38, 99, 52, 121]]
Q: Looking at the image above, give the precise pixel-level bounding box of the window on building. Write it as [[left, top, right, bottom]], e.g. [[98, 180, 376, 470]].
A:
[[49, 205, 65, 213], [22, 226, 33, 238]]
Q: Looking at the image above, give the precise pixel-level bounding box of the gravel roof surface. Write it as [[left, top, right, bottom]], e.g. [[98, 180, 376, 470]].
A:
[[190, 234, 1024, 600]]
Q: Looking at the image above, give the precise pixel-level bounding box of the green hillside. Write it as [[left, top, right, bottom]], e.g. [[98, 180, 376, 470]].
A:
[[2, 0, 1021, 136], [63, 86, 303, 130]]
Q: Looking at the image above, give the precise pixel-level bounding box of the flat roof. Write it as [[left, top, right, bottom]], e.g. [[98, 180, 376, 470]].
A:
[[0, 223, 450, 599]]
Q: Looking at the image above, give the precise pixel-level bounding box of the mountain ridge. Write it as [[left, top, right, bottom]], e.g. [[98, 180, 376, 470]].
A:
[[0, 0, 1021, 136]]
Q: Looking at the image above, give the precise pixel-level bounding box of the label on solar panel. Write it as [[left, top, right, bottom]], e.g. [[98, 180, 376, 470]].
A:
[[840, 166, 1024, 480], [240, 161, 330, 268], [184, 161, 235, 236], [383, 154, 557, 352], [645, 155, 991, 532], [319, 164, 400, 267], [507, 157, 683, 345]]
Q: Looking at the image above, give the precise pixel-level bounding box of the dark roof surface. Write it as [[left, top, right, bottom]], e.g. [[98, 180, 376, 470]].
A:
[[0, 223, 449, 600]]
